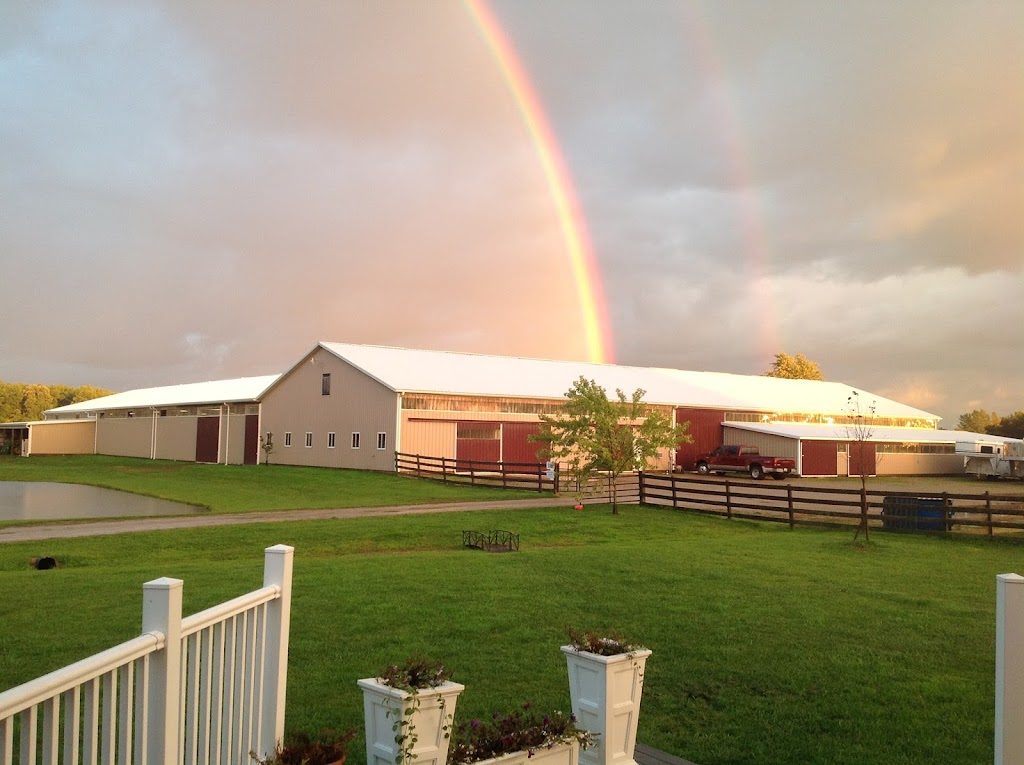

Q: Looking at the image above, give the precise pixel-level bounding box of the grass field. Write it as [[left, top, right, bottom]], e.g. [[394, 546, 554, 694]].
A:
[[0, 503, 1019, 765], [0, 455, 543, 518]]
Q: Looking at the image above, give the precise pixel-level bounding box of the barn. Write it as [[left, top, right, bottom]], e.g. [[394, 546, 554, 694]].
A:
[[39, 376, 278, 464], [23, 341, 1013, 477], [257, 342, 963, 477]]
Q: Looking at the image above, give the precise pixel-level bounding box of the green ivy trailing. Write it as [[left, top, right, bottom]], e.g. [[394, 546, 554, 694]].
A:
[[377, 658, 454, 765]]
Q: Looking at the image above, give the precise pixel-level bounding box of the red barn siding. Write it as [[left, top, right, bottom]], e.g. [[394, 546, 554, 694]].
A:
[[849, 441, 877, 476], [456, 439, 501, 471], [501, 422, 544, 464], [801, 440, 838, 476], [675, 408, 727, 470]]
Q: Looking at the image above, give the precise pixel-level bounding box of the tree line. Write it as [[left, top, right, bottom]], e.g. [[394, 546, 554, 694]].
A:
[[957, 410, 1024, 440], [0, 381, 113, 423]]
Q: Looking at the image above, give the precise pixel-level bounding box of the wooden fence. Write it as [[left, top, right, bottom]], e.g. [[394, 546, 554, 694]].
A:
[[394, 453, 642, 503], [0, 545, 293, 765], [395, 452, 558, 493], [639, 473, 1024, 535]]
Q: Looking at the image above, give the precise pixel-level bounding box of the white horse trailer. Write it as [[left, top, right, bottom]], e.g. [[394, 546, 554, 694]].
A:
[[956, 439, 1024, 480]]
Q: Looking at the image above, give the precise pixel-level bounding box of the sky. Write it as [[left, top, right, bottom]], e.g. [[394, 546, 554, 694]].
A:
[[1, 1, 1021, 426]]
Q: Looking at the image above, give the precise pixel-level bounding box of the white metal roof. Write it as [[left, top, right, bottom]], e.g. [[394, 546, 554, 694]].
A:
[[319, 342, 940, 421], [44, 375, 280, 415], [723, 421, 1023, 444]]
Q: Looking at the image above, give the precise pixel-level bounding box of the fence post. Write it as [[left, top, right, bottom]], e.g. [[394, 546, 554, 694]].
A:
[[416, 454, 422, 478], [996, 573, 1024, 764], [638, 472, 646, 505], [442, 457, 448, 483], [142, 577, 184, 765], [259, 545, 294, 761], [725, 480, 732, 520], [787, 486, 795, 529], [987, 492, 993, 537]]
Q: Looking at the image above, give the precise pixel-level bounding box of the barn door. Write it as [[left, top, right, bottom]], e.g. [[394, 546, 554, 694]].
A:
[[196, 417, 220, 463]]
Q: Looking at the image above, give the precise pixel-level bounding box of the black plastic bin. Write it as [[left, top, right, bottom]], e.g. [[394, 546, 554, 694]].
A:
[[881, 496, 954, 532]]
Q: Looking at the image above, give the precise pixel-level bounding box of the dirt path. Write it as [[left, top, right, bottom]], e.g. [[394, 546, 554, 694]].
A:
[[0, 497, 566, 543]]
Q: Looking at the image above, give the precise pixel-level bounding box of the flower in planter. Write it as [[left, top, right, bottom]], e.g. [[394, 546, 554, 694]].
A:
[[449, 703, 595, 765], [377, 657, 453, 691], [252, 729, 359, 765], [565, 629, 644, 656]]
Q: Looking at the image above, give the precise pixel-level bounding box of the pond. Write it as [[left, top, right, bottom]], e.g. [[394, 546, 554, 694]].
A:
[[0, 482, 207, 521]]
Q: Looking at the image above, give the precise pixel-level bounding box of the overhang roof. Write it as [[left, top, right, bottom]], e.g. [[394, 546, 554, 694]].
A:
[[319, 342, 940, 421], [723, 421, 1023, 444], [44, 375, 280, 415]]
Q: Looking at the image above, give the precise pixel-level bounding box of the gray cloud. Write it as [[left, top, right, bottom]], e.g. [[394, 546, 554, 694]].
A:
[[0, 0, 1021, 426]]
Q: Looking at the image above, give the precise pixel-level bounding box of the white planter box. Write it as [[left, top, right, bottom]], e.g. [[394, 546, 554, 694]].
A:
[[358, 678, 465, 765], [471, 741, 579, 765], [561, 647, 652, 765]]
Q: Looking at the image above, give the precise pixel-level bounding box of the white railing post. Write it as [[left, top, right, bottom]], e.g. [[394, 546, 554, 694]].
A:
[[996, 573, 1024, 765], [258, 545, 294, 761], [143, 577, 183, 765]]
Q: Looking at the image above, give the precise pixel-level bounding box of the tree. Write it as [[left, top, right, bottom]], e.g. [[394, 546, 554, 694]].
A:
[[764, 352, 824, 381], [71, 385, 113, 404], [20, 384, 56, 421], [958, 409, 1001, 433], [989, 411, 1024, 440], [533, 377, 691, 515], [846, 391, 876, 542], [0, 382, 24, 423]]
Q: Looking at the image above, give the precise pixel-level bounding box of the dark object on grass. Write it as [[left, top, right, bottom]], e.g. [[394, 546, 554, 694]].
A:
[[462, 530, 519, 552], [33, 557, 58, 570]]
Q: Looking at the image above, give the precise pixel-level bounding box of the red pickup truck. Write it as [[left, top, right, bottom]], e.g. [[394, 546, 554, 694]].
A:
[[694, 445, 797, 480]]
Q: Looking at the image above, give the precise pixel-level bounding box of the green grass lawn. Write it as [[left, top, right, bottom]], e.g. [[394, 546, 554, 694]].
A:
[[1, 504, 1019, 764], [0, 455, 542, 517]]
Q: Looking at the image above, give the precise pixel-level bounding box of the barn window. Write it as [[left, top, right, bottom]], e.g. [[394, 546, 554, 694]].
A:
[[322, 373, 331, 395], [305, 432, 313, 448], [328, 432, 336, 448], [377, 432, 387, 450], [351, 432, 361, 449], [456, 423, 500, 440], [284, 432, 292, 447]]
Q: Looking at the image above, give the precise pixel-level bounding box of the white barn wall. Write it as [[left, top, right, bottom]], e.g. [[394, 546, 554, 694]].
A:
[[154, 417, 198, 461], [877, 452, 963, 475], [261, 347, 398, 471], [720, 427, 799, 462], [96, 417, 154, 458]]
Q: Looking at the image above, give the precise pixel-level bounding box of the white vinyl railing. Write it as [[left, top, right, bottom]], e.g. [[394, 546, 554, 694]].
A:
[[0, 545, 293, 765]]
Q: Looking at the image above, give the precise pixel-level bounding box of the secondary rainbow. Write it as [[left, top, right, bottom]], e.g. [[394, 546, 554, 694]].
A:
[[465, 0, 614, 364]]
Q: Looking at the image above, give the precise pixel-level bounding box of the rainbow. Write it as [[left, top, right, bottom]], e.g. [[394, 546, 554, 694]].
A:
[[464, 0, 614, 364], [678, 3, 779, 361]]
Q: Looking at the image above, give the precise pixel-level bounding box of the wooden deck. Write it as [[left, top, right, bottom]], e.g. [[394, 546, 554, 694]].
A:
[[635, 742, 699, 765]]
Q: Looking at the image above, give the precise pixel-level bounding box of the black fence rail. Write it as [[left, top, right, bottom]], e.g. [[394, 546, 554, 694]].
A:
[[395, 452, 557, 493], [639, 472, 1024, 535]]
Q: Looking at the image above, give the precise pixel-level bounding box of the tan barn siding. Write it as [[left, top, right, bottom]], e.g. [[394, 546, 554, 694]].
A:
[[721, 427, 799, 461], [262, 347, 398, 471], [401, 417, 457, 459], [96, 418, 154, 457], [876, 453, 963, 475], [221, 413, 249, 464], [154, 417, 198, 461], [28, 421, 96, 455]]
